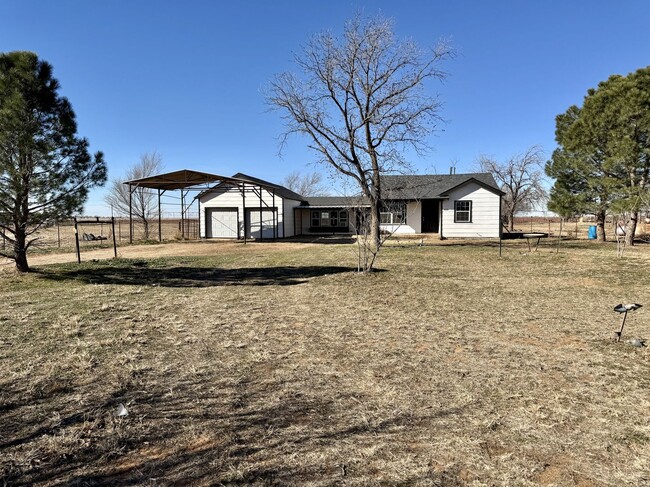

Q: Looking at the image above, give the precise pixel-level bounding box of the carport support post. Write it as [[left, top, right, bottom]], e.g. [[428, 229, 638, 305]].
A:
[[128, 184, 133, 244], [241, 183, 247, 244], [260, 186, 264, 242], [181, 189, 185, 239], [158, 189, 162, 242], [272, 190, 276, 239]]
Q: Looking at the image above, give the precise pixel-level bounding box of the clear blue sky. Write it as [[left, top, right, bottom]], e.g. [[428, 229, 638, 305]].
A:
[[1, 1, 649, 215]]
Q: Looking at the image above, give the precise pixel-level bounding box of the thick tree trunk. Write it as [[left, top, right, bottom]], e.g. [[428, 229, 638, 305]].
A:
[[508, 213, 514, 232], [369, 200, 381, 254], [143, 218, 150, 240], [14, 228, 29, 272], [596, 210, 606, 242], [625, 211, 638, 246]]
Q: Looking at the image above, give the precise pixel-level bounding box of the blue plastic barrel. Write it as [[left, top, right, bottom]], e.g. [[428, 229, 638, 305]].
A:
[[588, 225, 597, 239]]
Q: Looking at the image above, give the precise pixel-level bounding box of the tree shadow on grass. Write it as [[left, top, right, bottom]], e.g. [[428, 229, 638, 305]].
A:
[[35, 262, 355, 287], [5, 370, 468, 486]]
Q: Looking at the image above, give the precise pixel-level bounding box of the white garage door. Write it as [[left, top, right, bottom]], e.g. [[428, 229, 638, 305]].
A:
[[206, 209, 238, 238], [246, 209, 276, 239]]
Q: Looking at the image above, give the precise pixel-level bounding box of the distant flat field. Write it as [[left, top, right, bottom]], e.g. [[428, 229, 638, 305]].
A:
[[1, 239, 649, 486]]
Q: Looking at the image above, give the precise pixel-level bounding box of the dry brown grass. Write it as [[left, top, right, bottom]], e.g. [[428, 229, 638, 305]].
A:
[[1, 238, 649, 486]]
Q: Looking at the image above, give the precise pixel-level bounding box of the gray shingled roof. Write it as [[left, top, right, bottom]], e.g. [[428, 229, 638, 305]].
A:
[[297, 196, 369, 208], [200, 172, 502, 205], [381, 173, 503, 199]]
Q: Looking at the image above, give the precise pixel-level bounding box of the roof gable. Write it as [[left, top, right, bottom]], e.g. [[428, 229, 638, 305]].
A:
[[381, 173, 503, 199], [438, 176, 505, 197]]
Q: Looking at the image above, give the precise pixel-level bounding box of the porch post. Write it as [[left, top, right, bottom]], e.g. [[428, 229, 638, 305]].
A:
[[439, 199, 444, 240]]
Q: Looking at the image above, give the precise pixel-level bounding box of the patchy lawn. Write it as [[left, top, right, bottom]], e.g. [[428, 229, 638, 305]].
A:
[[1, 239, 649, 486]]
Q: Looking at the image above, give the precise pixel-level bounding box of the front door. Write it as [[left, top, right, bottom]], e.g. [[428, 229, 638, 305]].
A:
[[421, 199, 439, 233]]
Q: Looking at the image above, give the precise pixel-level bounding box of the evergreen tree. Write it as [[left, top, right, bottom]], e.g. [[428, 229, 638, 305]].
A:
[[0, 51, 106, 271], [547, 67, 650, 244]]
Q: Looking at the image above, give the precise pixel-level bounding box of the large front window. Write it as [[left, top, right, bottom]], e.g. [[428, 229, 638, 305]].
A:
[[380, 201, 406, 225], [454, 200, 472, 223], [311, 209, 348, 228]]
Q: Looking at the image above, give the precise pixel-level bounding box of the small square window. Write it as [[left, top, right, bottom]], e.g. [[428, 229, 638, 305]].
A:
[[454, 200, 472, 223]]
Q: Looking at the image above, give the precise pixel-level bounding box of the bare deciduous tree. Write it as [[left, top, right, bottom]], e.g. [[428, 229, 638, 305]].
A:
[[477, 146, 547, 232], [352, 197, 415, 272], [269, 14, 453, 271], [105, 152, 163, 240], [282, 171, 326, 196]]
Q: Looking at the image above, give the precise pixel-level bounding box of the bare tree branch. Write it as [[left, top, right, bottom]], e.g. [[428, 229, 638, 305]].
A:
[[477, 145, 548, 232], [282, 171, 327, 196], [104, 151, 164, 240], [268, 14, 453, 269]]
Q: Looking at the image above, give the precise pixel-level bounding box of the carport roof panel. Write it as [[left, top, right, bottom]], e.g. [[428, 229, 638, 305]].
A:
[[124, 169, 246, 190]]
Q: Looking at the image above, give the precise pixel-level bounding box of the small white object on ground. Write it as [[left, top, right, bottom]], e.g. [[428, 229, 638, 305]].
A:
[[116, 403, 129, 417], [629, 338, 646, 348]]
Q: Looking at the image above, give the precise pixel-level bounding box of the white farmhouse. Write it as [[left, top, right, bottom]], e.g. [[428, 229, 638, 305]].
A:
[[199, 172, 503, 239]]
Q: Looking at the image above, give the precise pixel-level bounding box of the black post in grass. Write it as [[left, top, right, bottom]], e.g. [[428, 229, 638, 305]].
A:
[[74, 217, 81, 264], [111, 217, 118, 259]]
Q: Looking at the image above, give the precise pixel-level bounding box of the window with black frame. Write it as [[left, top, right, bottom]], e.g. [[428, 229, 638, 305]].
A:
[[311, 210, 320, 227], [339, 210, 348, 227], [454, 200, 472, 223], [310, 209, 349, 228]]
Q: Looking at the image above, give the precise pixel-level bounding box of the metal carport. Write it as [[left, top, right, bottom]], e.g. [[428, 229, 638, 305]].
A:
[[123, 169, 280, 244]]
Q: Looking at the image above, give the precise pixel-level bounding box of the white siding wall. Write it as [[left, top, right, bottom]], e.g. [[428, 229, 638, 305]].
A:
[[199, 185, 287, 238], [441, 182, 500, 238], [283, 199, 302, 237]]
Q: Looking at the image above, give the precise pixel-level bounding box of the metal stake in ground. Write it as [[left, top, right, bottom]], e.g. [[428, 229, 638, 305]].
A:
[[613, 303, 642, 342]]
